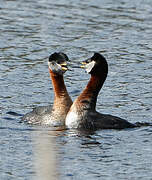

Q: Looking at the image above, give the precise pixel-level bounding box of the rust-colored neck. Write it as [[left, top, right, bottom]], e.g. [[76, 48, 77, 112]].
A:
[[76, 74, 106, 110], [49, 69, 72, 107], [49, 69, 67, 97]]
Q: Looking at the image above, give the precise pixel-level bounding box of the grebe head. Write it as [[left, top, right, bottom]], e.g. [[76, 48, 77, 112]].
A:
[[81, 52, 108, 76], [48, 52, 69, 75]]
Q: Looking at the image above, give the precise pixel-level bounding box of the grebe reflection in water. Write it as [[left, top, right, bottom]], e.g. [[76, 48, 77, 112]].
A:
[[22, 52, 72, 126]]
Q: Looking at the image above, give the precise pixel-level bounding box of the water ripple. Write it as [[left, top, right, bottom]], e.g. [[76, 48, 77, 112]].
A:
[[1, 0, 152, 179]]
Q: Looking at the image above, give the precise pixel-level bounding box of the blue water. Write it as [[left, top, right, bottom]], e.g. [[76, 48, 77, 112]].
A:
[[0, 0, 152, 179]]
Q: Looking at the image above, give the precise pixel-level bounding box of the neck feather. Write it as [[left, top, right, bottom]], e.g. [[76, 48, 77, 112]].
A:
[[49, 69, 72, 106], [76, 74, 106, 110]]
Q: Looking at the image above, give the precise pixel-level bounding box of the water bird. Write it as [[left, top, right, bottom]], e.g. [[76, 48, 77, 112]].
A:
[[65, 52, 150, 130], [22, 52, 72, 126]]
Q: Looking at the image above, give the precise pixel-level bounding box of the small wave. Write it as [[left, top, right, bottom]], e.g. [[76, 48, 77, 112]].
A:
[[6, 111, 23, 117]]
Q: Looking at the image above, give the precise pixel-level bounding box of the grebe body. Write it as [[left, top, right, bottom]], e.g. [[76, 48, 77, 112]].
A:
[[66, 53, 136, 130], [22, 52, 72, 126]]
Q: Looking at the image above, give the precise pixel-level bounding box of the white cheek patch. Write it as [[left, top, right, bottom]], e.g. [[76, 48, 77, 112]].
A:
[[85, 61, 95, 73], [48, 61, 61, 73]]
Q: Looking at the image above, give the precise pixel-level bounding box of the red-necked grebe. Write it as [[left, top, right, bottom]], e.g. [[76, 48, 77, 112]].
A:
[[65, 52, 136, 130], [22, 52, 72, 126]]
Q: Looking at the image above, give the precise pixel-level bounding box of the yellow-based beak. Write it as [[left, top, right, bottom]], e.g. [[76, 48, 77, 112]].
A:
[[60, 62, 68, 71], [80, 61, 87, 68], [61, 66, 68, 71], [81, 61, 87, 65], [60, 62, 67, 66]]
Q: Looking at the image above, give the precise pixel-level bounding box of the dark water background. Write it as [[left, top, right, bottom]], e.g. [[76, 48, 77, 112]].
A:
[[0, 0, 152, 179]]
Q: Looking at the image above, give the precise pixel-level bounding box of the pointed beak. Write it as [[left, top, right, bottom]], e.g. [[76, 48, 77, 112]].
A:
[[60, 62, 67, 66], [81, 61, 87, 65], [61, 67, 68, 71], [60, 62, 68, 71], [80, 61, 87, 68]]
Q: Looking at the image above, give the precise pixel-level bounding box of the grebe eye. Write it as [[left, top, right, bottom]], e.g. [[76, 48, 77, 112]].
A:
[[86, 58, 91, 64], [51, 61, 56, 65]]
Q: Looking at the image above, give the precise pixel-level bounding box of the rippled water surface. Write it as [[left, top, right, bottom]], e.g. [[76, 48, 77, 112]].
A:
[[0, 0, 152, 179]]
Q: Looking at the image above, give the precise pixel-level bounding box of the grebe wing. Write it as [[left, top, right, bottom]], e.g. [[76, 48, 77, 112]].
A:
[[89, 111, 135, 130], [32, 105, 52, 115], [21, 105, 52, 125]]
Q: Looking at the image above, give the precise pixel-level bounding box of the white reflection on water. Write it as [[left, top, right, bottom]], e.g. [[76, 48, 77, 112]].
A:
[[33, 130, 58, 180]]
